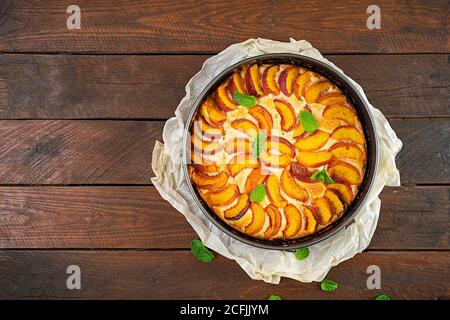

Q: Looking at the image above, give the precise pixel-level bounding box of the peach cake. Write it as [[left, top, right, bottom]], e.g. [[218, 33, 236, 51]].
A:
[[188, 63, 366, 240]]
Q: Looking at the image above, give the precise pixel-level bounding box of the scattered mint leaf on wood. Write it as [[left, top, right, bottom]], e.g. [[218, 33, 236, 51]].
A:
[[295, 247, 310, 260], [250, 184, 266, 203], [252, 131, 266, 158], [190, 239, 215, 263], [299, 110, 318, 133], [375, 294, 391, 300], [267, 295, 282, 300], [320, 279, 339, 291], [310, 168, 334, 184], [233, 91, 257, 108]]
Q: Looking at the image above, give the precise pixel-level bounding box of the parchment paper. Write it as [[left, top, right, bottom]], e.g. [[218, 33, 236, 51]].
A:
[[151, 38, 402, 283]]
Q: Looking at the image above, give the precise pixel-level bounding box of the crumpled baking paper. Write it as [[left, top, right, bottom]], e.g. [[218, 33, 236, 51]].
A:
[[151, 38, 402, 284]]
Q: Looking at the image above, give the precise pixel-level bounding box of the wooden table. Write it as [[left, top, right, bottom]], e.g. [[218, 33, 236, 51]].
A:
[[0, 0, 448, 300]]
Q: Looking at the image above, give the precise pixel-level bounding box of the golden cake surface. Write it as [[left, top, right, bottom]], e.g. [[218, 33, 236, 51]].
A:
[[188, 63, 366, 240]]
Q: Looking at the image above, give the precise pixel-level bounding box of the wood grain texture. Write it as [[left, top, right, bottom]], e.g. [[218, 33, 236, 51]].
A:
[[0, 54, 448, 119], [0, 250, 448, 299], [0, 119, 448, 184], [0, 0, 447, 54], [0, 186, 448, 249]]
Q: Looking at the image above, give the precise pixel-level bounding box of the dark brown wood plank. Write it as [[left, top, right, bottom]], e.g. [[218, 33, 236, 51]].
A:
[[0, 186, 447, 250], [0, 250, 448, 299], [0, 54, 448, 119], [0, 0, 447, 54]]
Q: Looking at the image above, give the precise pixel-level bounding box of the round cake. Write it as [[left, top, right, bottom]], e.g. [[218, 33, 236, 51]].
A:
[[188, 62, 366, 240]]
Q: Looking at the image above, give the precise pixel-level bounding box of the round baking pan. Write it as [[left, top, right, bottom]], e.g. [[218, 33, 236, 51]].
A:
[[182, 53, 379, 251]]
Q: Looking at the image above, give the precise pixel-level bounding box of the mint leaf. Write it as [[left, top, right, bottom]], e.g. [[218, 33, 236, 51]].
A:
[[310, 169, 334, 184], [250, 184, 266, 203], [320, 279, 338, 291], [233, 91, 257, 108], [267, 294, 282, 300], [295, 247, 310, 260], [324, 172, 335, 184], [299, 110, 318, 133], [375, 294, 391, 300], [190, 239, 215, 263], [310, 169, 323, 181], [252, 131, 266, 158]]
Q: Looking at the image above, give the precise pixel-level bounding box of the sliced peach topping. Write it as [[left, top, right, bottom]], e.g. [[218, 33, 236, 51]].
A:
[[191, 133, 222, 155], [225, 137, 251, 154], [318, 92, 347, 106], [284, 204, 302, 237], [194, 116, 223, 139], [246, 202, 266, 235], [312, 197, 333, 224], [273, 99, 296, 131], [305, 81, 334, 103], [293, 121, 305, 138], [295, 130, 330, 151], [278, 67, 299, 96], [324, 189, 345, 215], [260, 149, 292, 168], [205, 184, 239, 206], [245, 64, 264, 97], [224, 193, 250, 220], [191, 170, 229, 190], [331, 125, 365, 145], [264, 205, 282, 238], [280, 167, 309, 201], [228, 71, 246, 97], [266, 136, 295, 156], [328, 160, 361, 185], [294, 71, 312, 99], [330, 142, 365, 161], [302, 206, 318, 234], [262, 65, 280, 95], [215, 82, 237, 112], [230, 119, 259, 138], [290, 162, 315, 183], [249, 105, 273, 132], [266, 175, 288, 208], [296, 150, 333, 168], [194, 163, 219, 175], [199, 96, 227, 126], [245, 167, 268, 193], [327, 181, 353, 204], [323, 104, 357, 125], [227, 155, 259, 177]]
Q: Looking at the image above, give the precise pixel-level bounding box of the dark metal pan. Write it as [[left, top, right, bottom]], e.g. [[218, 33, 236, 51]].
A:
[[182, 53, 378, 251]]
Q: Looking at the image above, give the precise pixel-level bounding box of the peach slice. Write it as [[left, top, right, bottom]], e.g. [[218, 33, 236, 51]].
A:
[[199, 96, 227, 126], [294, 71, 312, 99], [273, 99, 296, 131], [191, 170, 229, 190], [191, 133, 222, 155], [227, 155, 259, 177], [324, 189, 345, 215], [296, 150, 333, 168], [293, 121, 305, 138], [302, 206, 318, 234], [245, 64, 264, 96], [245, 167, 268, 193], [205, 184, 239, 207], [260, 149, 292, 168], [305, 81, 334, 103], [215, 82, 237, 112], [331, 125, 365, 145], [266, 136, 295, 156], [194, 116, 224, 139], [323, 104, 357, 125], [193, 163, 219, 175], [225, 137, 251, 154], [246, 202, 266, 235], [224, 193, 250, 221], [266, 175, 288, 208], [328, 160, 361, 185], [231, 119, 259, 138], [318, 92, 347, 106], [284, 204, 302, 237], [228, 71, 246, 97], [278, 67, 299, 96], [330, 142, 365, 161], [312, 197, 333, 224], [295, 130, 330, 151], [249, 105, 273, 132], [280, 167, 309, 201], [327, 181, 353, 204], [264, 205, 282, 238], [290, 162, 315, 183], [262, 65, 280, 95]]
